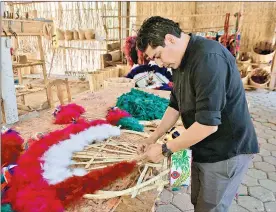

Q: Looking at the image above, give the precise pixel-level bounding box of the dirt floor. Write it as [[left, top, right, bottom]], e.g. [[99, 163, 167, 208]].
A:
[[10, 82, 164, 212], [16, 77, 90, 116]]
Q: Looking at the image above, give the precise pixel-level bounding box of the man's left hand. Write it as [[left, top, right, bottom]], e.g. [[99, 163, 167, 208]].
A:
[[145, 143, 164, 163]]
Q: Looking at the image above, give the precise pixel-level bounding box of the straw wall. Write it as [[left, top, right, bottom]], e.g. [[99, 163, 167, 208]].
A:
[[7, 2, 123, 77], [135, 2, 276, 52]]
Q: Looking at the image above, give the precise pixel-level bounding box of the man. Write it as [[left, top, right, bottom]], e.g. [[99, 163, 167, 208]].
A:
[[136, 16, 259, 212]]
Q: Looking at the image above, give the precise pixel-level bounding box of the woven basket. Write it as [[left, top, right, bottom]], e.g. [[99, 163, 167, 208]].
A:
[[249, 67, 271, 88], [64, 30, 74, 41], [73, 30, 79, 40], [78, 29, 86, 40], [104, 77, 135, 89], [238, 65, 251, 86], [87, 71, 104, 92], [71, 130, 170, 200], [104, 67, 120, 78], [56, 28, 65, 40], [237, 52, 252, 70], [85, 29, 95, 40], [252, 41, 275, 65], [116, 64, 131, 77]]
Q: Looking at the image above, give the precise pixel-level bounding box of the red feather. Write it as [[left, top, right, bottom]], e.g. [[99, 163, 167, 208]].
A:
[[65, 103, 86, 114], [54, 103, 86, 125], [106, 107, 131, 125], [123, 36, 146, 66], [5, 120, 96, 211], [1, 129, 24, 166], [5, 120, 135, 212], [53, 161, 137, 207]]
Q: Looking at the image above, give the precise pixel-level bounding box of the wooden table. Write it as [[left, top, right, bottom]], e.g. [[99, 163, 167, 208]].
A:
[[12, 87, 171, 212]]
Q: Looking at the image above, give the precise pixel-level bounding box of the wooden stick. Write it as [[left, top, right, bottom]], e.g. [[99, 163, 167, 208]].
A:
[[74, 152, 134, 158], [121, 130, 149, 138], [73, 159, 126, 165], [107, 143, 136, 153], [87, 146, 134, 155], [83, 169, 170, 199], [131, 165, 148, 198], [73, 155, 133, 159], [85, 142, 108, 169]]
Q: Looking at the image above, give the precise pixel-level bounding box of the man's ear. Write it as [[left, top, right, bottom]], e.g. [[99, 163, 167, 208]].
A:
[[164, 34, 175, 45]]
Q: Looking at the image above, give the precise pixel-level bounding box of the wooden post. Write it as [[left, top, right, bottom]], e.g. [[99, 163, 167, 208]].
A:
[[118, 2, 122, 61], [126, 2, 130, 37], [269, 53, 276, 90], [0, 37, 19, 124], [65, 78, 72, 102], [37, 35, 47, 85], [37, 34, 50, 105], [47, 84, 54, 108]]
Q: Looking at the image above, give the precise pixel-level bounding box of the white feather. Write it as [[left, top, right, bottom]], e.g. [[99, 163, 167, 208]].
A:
[[72, 168, 87, 176], [41, 124, 120, 185]]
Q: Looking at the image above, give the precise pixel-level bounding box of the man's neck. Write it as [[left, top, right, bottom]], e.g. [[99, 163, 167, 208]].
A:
[[179, 32, 191, 60]]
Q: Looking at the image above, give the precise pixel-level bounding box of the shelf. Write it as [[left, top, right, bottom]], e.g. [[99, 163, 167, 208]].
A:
[[13, 60, 44, 68], [1, 18, 54, 37], [23, 73, 83, 81], [16, 87, 46, 97]]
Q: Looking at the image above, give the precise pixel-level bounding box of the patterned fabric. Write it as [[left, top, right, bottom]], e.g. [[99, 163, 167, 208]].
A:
[[1, 165, 17, 198], [170, 149, 192, 188]]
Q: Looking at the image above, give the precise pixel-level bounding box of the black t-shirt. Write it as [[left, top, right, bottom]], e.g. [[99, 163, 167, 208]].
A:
[[169, 34, 259, 163]]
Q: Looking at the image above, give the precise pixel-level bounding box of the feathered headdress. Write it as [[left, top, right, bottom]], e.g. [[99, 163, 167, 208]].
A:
[[53, 103, 86, 125], [106, 107, 144, 132], [1, 128, 24, 167], [123, 36, 146, 66], [3, 120, 137, 212]]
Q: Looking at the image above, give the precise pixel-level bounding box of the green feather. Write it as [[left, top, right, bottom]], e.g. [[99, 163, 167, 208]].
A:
[[1, 204, 15, 212], [1, 174, 5, 184], [116, 89, 169, 121], [117, 117, 144, 132]]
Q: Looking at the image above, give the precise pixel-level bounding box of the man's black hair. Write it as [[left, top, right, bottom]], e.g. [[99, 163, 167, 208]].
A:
[[130, 45, 138, 64], [136, 16, 182, 52]]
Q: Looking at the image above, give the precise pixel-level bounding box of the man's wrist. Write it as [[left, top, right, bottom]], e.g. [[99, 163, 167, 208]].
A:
[[150, 134, 160, 142], [166, 141, 176, 153], [162, 143, 173, 157]]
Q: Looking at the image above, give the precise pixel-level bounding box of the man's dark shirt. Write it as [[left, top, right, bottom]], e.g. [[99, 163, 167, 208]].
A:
[[169, 34, 259, 163]]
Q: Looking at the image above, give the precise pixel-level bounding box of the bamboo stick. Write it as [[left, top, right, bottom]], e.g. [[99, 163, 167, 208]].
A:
[[121, 130, 149, 138], [106, 143, 136, 153], [83, 169, 170, 199], [74, 159, 127, 165], [73, 155, 133, 159], [131, 165, 148, 198], [88, 146, 134, 155], [85, 142, 108, 169]]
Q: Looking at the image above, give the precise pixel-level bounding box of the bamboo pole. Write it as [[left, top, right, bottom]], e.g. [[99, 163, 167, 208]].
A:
[[126, 2, 130, 37], [118, 2, 122, 61], [83, 169, 170, 199]]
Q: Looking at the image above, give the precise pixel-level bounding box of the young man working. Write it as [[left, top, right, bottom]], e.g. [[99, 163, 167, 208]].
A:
[[136, 16, 259, 212]]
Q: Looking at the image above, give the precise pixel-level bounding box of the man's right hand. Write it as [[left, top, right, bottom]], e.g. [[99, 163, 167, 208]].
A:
[[137, 137, 156, 154]]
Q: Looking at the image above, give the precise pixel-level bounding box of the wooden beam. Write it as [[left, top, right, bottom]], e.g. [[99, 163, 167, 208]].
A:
[[118, 2, 122, 61], [1, 19, 53, 36], [126, 2, 130, 37], [269, 53, 276, 90], [17, 103, 34, 112]]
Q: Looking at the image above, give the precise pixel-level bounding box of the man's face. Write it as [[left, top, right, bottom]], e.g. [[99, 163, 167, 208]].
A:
[[144, 34, 183, 69]]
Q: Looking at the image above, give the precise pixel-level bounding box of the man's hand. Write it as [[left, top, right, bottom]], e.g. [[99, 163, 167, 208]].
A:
[[145, 143, 164, 163], [137, 137, 156, 154]]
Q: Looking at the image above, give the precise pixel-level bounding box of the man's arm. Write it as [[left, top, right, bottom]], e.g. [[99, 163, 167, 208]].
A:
[[167, 122, 217, 152], [149, 106, 180, 141], [149, 87, 180, 141]]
